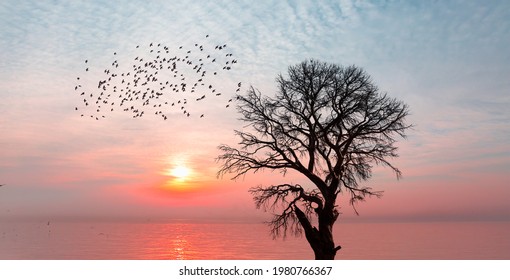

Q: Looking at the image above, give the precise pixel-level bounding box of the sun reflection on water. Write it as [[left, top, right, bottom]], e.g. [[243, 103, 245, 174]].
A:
[[139, 223, 202, 260], [171, 235, 189, 260], [2, 222, 510, 260]]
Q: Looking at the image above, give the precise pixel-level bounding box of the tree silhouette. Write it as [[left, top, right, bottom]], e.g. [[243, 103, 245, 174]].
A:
[[217, 59, 411, 260]]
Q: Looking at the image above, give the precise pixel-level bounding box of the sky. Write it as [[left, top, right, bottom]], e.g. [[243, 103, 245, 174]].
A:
[[0, 0, 509, 224]]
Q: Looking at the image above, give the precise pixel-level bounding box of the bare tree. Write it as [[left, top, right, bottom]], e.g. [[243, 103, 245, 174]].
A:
[[217, 59, 411, 260]]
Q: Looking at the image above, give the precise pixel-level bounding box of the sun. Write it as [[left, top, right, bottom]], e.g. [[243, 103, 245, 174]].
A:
[[170, 166, 191, 179], [161, 164, 198, 192]]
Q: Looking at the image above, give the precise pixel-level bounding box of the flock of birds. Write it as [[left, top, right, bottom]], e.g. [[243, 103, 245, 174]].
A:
[[73, 35, 243, 121]]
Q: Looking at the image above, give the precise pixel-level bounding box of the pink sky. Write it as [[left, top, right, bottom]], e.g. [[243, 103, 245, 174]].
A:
[[1, 1, 509, 224]]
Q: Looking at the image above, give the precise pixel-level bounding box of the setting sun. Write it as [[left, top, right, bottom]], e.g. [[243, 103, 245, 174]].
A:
[[170, 166, 191, 179]]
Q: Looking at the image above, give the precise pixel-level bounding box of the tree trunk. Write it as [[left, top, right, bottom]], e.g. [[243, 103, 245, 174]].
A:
[[294, 206, 341, 260]]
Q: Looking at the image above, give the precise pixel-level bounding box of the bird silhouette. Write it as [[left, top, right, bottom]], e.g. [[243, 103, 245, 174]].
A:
[[73, 35, 242, 121]]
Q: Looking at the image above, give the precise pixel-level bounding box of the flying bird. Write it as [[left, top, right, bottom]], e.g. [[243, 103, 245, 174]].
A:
[[73, 35, 241, 120]]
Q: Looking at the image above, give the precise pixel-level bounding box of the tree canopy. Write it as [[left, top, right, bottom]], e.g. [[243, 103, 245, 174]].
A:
[[217, 59, 411, 259]]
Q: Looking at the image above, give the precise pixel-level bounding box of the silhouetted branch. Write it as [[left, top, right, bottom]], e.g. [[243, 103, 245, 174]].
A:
[[217, 60, 411, 249], [249, 183, 323, 238]]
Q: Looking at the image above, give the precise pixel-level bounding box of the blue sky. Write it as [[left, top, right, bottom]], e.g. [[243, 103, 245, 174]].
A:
[[0, 0, 509, 222]]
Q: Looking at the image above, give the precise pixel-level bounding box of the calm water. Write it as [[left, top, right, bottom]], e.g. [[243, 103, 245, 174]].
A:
[[1, 221, 509, 260]]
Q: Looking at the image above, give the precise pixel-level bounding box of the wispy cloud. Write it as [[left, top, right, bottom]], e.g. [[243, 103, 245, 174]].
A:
[[1, 0, 509, 221]]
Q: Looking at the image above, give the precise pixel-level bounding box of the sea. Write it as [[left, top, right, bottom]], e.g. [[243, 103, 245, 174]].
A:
[[1, 221, 509, 260]]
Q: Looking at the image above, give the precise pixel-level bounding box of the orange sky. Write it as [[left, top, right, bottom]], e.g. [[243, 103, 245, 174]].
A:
[[1, 1, 509, 224]]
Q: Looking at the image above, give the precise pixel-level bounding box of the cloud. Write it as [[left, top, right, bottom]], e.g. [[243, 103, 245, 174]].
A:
[[1, 0, 509, 221]]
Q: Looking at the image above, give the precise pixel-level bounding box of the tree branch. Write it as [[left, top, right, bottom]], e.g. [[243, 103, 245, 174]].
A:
[[216, 59, 411, 240]]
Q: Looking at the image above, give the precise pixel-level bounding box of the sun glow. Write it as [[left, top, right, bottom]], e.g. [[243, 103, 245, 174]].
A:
[[159, 157, 203, 193], [170, 166, 191, 179]]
